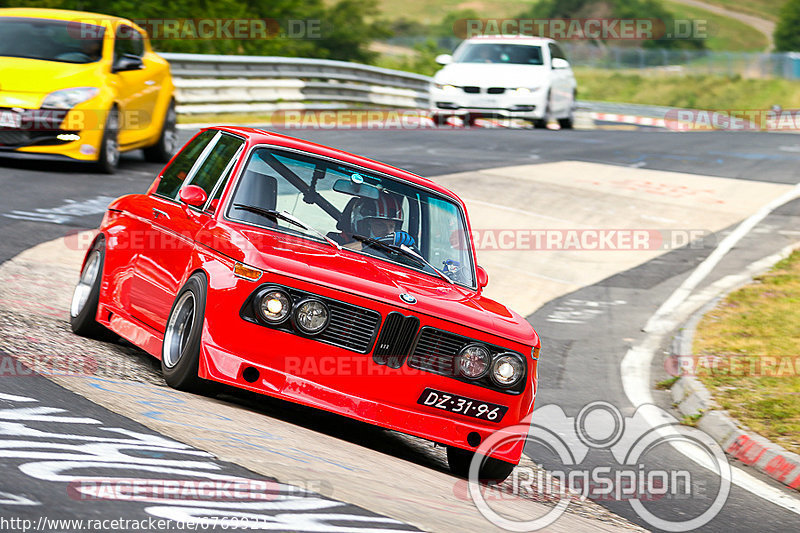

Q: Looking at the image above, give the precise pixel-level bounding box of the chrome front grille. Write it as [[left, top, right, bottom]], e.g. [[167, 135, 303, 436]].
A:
[[373, 312, 419, 368]]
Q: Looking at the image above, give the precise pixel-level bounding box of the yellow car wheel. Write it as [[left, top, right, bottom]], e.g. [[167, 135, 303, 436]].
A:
[[95, 106, 120, 174], [143, 100, 178, 163]]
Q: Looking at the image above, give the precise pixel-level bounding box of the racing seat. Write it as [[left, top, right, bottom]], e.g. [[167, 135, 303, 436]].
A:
[[231, 169, 278, 226]]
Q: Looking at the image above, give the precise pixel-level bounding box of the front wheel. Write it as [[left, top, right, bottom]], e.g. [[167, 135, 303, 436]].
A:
[[532, 93, 551, 129], [431, 114, 449, 126], [94, 107, 120, 173], [161, 273, 207, 391], [70, 239, 113, 340], [558, 98, 575, 129], [447, 445, 516, 482], [143, 100, 178, 163]]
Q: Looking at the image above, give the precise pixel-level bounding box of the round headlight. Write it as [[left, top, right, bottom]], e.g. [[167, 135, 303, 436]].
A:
[[456, 344, 491, 379], [491, 354, 525, 388], [294, 299, 329, 334], [257, 290, 291, 323]]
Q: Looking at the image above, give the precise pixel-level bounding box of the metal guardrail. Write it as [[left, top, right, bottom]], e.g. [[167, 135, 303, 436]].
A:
[[161, 53, 433, 114], [162, 52, 690, 123]]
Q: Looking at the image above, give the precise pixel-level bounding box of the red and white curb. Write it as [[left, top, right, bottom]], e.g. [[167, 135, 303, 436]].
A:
[[590, 112, 668, 128], [673, 272, 800, 492]]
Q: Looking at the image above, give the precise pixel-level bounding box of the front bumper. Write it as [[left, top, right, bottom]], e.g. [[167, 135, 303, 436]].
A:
[[199, 272, 538, 464], [0, 106, 104, 161], [430, 87, 547, 120]]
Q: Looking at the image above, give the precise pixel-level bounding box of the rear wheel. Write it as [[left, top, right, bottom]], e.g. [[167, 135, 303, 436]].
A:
[[162, 273, 208, 392], [143, 100, 178, 163], [447, 445, 516, 482], [95, 107, 119, 173], [70, 239, 113, 340]]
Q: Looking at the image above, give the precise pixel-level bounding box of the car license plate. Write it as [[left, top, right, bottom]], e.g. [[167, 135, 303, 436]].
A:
[[417, 388, 507, 422], [472, 97, 497, 107], [0, 110, 22, 129]]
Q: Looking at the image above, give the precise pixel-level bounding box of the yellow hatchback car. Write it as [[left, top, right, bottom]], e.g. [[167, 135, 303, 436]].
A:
[[0, 8, 176, 172]]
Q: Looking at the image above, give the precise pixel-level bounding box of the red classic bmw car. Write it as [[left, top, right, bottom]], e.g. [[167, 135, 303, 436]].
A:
[[70, 127, 540, 480]]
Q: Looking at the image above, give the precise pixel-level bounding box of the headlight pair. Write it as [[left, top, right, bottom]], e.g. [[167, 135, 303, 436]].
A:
[[455, 344, 525, 388], [256, 289, 329, 335]]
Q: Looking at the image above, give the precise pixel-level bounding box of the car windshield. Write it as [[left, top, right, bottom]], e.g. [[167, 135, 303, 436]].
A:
[[0, 17, 105, 64], [452, 43, 543, 65], [227, 147, 476, 288]]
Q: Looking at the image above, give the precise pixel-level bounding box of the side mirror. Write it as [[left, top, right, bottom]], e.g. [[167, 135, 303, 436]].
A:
[[435, 54, 452, 65], [113, 53, 144, 72], [551, 58, 570, 70], [477, 266, 489, 289], [179, 185, 208, 208]]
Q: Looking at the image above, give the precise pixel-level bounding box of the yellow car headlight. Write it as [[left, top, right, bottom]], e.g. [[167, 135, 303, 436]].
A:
[[42, 87, 99, 109]]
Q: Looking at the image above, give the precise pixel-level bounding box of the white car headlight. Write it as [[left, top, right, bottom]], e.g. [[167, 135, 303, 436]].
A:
[[42, 87, 100, 109], [512, 87, 538, 94], [434, 83, 459, 93], [490, 353, 525, 388]]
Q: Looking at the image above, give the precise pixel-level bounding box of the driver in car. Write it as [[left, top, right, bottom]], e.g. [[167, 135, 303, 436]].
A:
[[334, 192, 416, 250]]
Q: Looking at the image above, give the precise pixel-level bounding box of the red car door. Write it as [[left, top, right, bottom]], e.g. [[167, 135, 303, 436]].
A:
[[129, 130, 244, 331]]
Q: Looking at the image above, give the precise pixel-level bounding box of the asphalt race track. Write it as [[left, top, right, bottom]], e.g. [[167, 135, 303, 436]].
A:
[[1, 125, 799, 532]]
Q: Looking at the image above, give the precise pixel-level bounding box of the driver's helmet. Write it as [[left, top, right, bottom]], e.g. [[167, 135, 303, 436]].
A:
[[350, 192, 404, 237]]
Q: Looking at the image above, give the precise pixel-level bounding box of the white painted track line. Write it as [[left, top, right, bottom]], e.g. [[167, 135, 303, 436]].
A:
[[621, 181, 800, 514]]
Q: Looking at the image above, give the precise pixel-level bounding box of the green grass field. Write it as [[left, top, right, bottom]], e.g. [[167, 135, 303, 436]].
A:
[[692, 0, 786, 22], [662, 0, 769, 51], [692, 250, 800, 455], [575, 68, 800, 109]]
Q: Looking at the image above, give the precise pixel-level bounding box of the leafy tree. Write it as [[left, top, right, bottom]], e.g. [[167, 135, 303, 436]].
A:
[[516, 0, 706, 50], [775, 0, 800, 51], [2, 0, 384, 61]]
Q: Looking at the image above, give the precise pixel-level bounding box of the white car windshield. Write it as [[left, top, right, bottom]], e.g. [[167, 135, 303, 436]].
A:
[[452, 43, 544, 65], [227, 147, 477, 288]]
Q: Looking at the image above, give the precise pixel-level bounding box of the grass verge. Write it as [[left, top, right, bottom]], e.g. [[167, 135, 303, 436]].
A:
[[688, 0, 784, 22], [692, 250, 800, 455], [575, 68, 800, 109], [661, 0, 768, 51]]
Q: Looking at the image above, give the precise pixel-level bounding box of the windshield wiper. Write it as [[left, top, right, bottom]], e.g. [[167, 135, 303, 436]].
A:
[[352, 234, 454, 285], [233, 204, 340, 250]]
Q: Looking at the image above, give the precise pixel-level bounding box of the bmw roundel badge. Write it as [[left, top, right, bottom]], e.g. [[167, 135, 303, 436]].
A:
[[400, 293, 417, 304]]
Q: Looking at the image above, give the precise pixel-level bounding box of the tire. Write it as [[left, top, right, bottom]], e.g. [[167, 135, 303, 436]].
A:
[[70, 239, 113, 340], [558, 96, 576, 129], [161, 273, 208, 392], [432, 114, 449, 126], [532, 92, 551, 129], [446, 445, 516, 482], [143, 100, 178, 163], [95, 106, 120, 174]]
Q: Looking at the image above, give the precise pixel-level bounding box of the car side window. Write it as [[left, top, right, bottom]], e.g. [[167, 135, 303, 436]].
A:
[[155, 130, 217, 199], [114, 25, 144, 60], [186, 133, 245, 201], [549, 43, 566, 61]]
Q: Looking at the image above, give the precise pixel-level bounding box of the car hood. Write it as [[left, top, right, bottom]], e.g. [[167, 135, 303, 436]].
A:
[[0, 57, 102, 95], [434, 63, 550, 88], [210, 226, 538, 348]]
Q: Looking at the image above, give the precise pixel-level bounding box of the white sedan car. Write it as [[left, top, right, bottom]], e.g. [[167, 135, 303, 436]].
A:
[[430, 36, 577, 129]]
